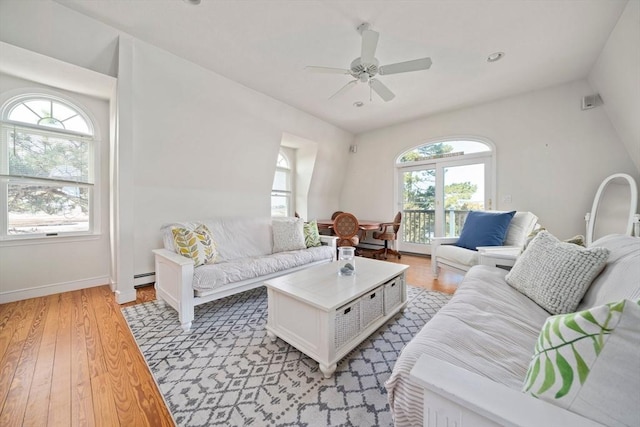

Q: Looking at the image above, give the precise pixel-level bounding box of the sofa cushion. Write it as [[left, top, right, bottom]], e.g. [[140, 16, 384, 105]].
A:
[[386, 266, 550, 425], [303, 220, 322, 247], [504, 211, 538, 248], [192, 245, 334, 294], [162, 217, 274, 262], [523, 299, 640, 427], [506, 231, 609, 314], [455, 210, 516, 250], [171, 224, 217, 266], [578, 234, 640, 310], [272, 218, 306, 253]]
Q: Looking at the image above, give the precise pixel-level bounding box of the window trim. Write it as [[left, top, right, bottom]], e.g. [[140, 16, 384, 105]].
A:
[[394, 136, 496, 254], [271, 149, 295, 217]]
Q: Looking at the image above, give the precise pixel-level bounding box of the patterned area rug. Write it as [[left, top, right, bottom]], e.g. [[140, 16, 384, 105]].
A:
[[122, 286, 451, 427]]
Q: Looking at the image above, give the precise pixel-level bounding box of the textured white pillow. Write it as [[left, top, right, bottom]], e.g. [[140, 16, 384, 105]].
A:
[[523, 299, 640, 427], [272, 218, 306, 253], [505, 231, 609, 314]]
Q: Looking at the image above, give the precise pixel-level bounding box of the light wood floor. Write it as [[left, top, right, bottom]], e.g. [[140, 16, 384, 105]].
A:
[[0, 254, 461, 426]]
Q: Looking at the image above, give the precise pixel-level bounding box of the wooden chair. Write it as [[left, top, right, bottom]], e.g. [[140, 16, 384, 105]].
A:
[[321, 211, 344, 236], [333, 212, 360, 248], [330, 211, 344, 220], [372, 211, 402, 260]]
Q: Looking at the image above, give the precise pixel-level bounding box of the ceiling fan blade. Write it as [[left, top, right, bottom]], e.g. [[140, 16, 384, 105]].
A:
[[370, 78, 395, 102], [379, 57, 432, 75], [305, 66, 351, 74], [360, 29, 379, 65], [329, 80, 358, 100]]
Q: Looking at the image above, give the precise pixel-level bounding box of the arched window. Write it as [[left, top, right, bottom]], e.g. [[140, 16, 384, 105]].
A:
[[396, 138, 494, 254], [1, 94, 96, 238], [271, 150, 293, 217]]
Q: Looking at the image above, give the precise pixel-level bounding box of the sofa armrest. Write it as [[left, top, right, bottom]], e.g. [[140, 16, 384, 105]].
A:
[[153, 248, 195, 266], [476, 245, 521, 253], [431, 237, 460, 246], [431, 237, 460, 276], [319, 235, 338, 261], [152, 248, 195, 331], [410, 354, 604, 427]]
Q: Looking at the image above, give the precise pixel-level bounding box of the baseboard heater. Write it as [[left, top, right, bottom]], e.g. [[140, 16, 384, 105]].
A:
[[134, 272, 155, 288]]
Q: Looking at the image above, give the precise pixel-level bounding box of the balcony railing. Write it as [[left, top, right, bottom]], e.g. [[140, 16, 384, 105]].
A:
[[402, 209, 469, 245]]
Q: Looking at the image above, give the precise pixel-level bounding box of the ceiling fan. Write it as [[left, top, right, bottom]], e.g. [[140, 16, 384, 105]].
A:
[[305, 23, 432, 102]]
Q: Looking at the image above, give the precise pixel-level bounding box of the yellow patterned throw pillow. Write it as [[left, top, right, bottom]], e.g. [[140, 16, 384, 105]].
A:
[[172, 224, 217, 266]]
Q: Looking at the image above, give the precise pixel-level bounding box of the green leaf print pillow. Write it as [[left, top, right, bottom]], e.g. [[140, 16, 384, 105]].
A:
[[523, 299, 640, 427], [172, 224, 217, 266], [303, 220, 322, 248]]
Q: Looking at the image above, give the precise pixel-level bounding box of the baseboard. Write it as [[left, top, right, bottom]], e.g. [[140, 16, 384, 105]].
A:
[[0, 276, 110, 304]]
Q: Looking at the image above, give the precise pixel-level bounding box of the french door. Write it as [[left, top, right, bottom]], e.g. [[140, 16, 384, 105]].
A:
[[397, 155, 492, 255]]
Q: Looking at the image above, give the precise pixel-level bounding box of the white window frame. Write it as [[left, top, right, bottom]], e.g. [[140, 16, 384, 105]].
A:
[[0, 92, 99, 241], [271, 149, 295, 217]]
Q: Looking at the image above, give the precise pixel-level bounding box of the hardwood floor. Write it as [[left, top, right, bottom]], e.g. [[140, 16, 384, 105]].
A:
[[0, 254, 461, 426]]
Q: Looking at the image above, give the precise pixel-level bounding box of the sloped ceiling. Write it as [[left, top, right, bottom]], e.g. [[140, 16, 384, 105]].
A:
[[55, 0, 628, 134]]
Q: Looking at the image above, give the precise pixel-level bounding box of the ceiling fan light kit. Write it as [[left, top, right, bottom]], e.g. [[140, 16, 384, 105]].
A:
[[306, 22, 432, 103]]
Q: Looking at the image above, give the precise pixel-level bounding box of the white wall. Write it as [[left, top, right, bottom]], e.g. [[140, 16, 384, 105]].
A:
[[0, 0, 353, 300], [588, 0, 640, 174], [341, 79, 639, 239], [130, 39, 353, 276], [0, 73, 111, 302]]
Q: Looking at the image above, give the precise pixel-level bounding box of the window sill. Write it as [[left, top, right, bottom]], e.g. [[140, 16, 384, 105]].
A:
[[0, 233, 102, 247]]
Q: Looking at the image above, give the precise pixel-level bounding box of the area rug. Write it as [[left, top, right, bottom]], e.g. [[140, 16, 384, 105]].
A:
[[122, 286, 451, 427]]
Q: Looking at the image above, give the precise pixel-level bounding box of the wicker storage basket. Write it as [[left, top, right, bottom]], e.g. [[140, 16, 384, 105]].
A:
[[334, 300, 361, 350], [384, 277, 403, 314], [360, 289, 384, 329]]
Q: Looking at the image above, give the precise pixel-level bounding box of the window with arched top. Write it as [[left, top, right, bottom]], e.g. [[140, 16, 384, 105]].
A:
[[396, 138, 495, 254], [1, 94, 96, 238], [271, 149, 295, 217]]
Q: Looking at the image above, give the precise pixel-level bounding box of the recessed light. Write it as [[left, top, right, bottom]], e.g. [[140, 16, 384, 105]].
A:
[[183, 0, 201, 5], [487, 52, 505, 62], [353, 101, 364, 108]]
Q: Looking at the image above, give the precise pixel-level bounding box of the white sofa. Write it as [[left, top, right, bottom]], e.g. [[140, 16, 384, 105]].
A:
[[432, 211, 538, 278], [153, 217, 337, 331], [387, 234, 640, 427]]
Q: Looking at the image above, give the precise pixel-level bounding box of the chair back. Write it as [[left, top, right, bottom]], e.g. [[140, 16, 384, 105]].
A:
[[392, 211, 402, 234], [331, 210, 344, 220], [333, 213, 359, 239]]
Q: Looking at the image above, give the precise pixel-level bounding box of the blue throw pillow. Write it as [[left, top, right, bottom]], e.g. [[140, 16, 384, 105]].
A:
[[455, 210, 516, 250]]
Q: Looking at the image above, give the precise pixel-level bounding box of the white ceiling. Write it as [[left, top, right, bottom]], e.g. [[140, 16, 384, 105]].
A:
[[55, 0, 628, 134]]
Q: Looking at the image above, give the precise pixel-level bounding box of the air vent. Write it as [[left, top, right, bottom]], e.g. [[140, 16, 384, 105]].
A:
[[581, 94, 603, 110]]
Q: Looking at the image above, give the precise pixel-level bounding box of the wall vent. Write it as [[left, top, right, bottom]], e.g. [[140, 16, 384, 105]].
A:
[[581, 94, 603, 110]]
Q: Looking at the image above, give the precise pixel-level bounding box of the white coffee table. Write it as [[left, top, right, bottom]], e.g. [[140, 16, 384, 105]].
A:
[[264, 257, 409, 378]]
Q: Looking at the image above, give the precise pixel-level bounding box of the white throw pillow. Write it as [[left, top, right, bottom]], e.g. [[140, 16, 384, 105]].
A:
[[505, 231, 609, 314], [523, 299, 640, 427], [272, 218, 306, 253], [504, 211, 538, 247]]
